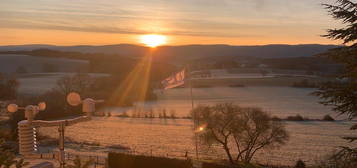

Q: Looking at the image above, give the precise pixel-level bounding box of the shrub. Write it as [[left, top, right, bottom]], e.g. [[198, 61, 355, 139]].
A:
[[271, 116, 282, 121], [170, 110, 177, 119], [322, 115, 335, 121], [118, 112, 129, 118], [316, 147, 357, 168], [295, 159, 306, 168], [15, 66, 27, 74], [0, 139, 28, 168], [0, 75, 19, 101], [286, 115, 305, 121], [66, 155, 94, 168], [162, 109, 167, 119]]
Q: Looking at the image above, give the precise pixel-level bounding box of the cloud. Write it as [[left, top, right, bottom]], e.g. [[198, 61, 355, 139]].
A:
[[0, 0, 332, 41], [253, 0, 266, 10], [0, 18, 261, 38]]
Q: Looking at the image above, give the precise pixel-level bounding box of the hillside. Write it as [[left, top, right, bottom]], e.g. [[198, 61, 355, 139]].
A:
[[0, 44, 339, 63], [0, 49, 178, 82]]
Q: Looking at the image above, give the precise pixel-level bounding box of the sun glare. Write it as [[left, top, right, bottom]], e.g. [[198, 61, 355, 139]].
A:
[[140, 34, 167, 48]]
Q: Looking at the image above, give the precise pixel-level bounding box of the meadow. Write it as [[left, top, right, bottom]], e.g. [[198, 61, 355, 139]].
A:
[[38, 87, 356, 166]]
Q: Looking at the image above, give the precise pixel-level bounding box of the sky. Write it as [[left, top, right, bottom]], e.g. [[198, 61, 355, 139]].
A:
[[0, 0, 345, 46]]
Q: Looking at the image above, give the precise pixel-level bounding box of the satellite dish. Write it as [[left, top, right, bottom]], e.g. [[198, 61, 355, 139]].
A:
[[7, 104, 18, 113], [38, 102, 46, 111], [67, 92, 82, 106]]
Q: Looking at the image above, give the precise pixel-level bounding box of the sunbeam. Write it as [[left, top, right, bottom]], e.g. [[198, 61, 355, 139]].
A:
[[108, 51, 153, 106]]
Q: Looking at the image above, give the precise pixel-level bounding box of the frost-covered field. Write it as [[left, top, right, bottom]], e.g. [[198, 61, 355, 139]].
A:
[[0, 54, 89, 73], [40, 87, 355, 166], [0, 54, 101, 95], [17, 73, 110, 95]]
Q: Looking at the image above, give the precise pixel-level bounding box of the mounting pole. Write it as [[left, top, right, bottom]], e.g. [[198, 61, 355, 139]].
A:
[[58, 122, 65, 168], [187, 64, 198, 160]]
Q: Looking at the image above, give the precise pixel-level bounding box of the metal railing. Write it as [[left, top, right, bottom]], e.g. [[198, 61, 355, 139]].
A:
[[66, 152, 108, 168]]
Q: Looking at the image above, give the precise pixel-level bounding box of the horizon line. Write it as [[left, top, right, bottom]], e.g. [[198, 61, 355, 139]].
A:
[[0, 43, 342, 48]]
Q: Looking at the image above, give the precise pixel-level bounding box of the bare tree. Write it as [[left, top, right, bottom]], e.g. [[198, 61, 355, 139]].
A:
[[0, 74, 19, 101], [191, 103, 288, 164], [36, 73, 95, 119], [56, 73, 94, 97]]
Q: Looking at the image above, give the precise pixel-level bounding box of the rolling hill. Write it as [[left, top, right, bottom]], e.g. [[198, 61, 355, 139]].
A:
[[0, 44, 339, 62]]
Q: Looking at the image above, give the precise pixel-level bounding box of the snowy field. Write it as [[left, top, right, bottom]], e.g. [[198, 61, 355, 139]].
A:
[[0, 54, 89, 73], [40, 87, 355, 166], [2, 55, 352, 165], [17, 73, 110, 95]]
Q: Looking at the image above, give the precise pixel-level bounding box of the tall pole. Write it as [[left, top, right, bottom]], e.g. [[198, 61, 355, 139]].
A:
[[187, 64, 198, 160], [188, 65, 194, 110], [58, 123, 65, 168]]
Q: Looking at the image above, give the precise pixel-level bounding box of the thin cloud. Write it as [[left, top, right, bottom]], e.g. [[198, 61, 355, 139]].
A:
[[0, 19, 261, 38]]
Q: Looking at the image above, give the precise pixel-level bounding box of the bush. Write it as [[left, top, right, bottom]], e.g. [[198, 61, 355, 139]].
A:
[[170, 110, 177, 119], [117, 112, 129, 118], [15, 66, 27, 74], [35, 89, 82, 120], [322, 115, 335, 121], [286, 115, 305, 121], [0, 75, 19, 101], [316, 147, 357, 168], [295, 160, 306, 168], [7, 110, 25, 140], [0, 139, 28, 168], [66, 155, 94, 168], [271, 116, 282, 121]]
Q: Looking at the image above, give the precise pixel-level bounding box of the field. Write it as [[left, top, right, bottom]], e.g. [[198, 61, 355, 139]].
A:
[[0, 54, 89, 74], [39, 87, 356, 166], [0, 59, 350, 166], [191, 75, 329, 87]]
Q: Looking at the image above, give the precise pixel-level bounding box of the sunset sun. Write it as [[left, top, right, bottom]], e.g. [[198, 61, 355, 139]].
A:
[[140, 34, 167, 47]]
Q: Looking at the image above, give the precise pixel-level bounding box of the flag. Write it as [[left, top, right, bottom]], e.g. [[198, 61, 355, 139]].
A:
[[161, 69, 185, 89]]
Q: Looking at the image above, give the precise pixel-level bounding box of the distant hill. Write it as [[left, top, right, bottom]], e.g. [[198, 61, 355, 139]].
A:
[[0, 44, 57, 51], [0, 44, 339, 62]]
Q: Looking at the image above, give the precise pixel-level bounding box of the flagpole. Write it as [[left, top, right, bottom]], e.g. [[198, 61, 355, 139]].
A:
[[187, 64, 199, 160], [188, 65, 194, 110]]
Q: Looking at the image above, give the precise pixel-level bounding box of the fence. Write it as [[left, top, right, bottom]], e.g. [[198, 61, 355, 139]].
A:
[[64, 147, 224, 168], [66, 152, 108, 168]]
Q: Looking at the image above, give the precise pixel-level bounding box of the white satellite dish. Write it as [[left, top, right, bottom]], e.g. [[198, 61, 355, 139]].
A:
[[67, 92, 82, 106], [7, 104, 18, 113]]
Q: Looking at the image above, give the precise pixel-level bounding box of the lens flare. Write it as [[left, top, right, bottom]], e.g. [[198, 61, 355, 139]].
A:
[[109, 52, 153, 106]]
